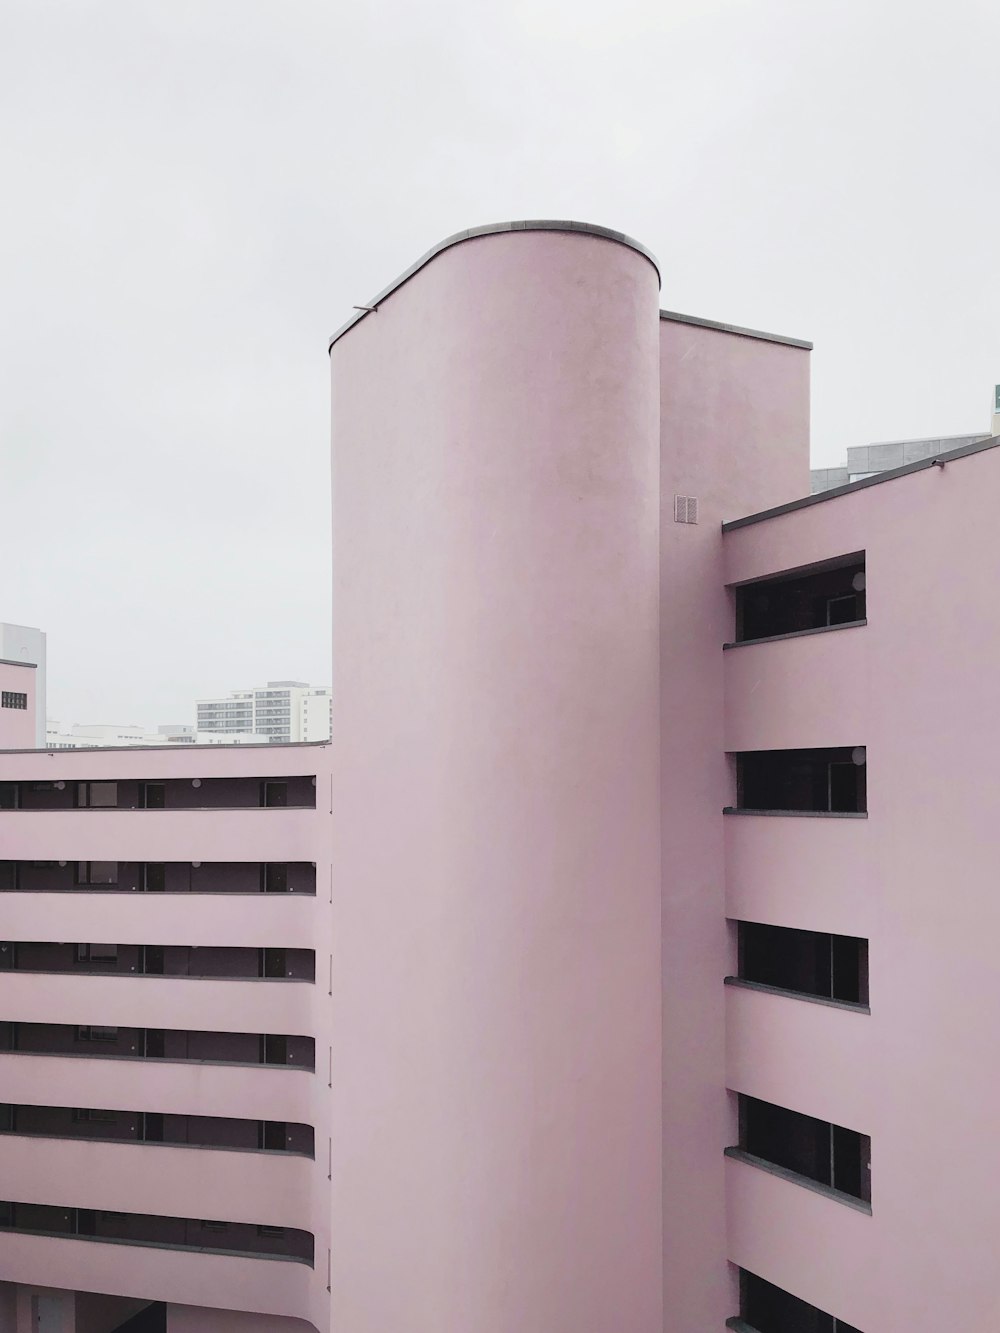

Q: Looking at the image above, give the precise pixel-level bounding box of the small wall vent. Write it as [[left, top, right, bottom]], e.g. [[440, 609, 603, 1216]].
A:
[[673, 495, 699, 524]]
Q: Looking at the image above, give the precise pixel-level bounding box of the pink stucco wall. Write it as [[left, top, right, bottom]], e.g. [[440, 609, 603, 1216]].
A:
[[658, 315, 810, 1330], [0, 662, 36, 751], [330, 228, 664, 1333], [723, 444, 1000, 1329]]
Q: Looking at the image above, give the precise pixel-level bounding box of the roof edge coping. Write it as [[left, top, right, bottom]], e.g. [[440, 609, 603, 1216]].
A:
[[328, 220, 660, 351]]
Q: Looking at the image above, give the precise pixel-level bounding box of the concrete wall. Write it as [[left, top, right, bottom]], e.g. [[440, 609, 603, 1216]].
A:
[[330, 225, 664, 1333], [657, 315, 810, 1330], [723, 441, 1000, 1329]]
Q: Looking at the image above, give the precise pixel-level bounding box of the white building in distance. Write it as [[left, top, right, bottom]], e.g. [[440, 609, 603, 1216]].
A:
[[196, 681, 332, 743], [45, 722, 268, 750], [0, 623, 46, 746]]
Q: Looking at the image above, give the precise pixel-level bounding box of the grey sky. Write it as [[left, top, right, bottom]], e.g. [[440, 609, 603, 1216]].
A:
[[2, 0, 998, 724]]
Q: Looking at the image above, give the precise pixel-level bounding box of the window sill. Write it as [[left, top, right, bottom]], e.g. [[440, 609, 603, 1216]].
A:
[[724, 1147, 872, 1214], [724, 976, 870, 1015], [723, 619, 866, 650], [723, 807, 868, 819]]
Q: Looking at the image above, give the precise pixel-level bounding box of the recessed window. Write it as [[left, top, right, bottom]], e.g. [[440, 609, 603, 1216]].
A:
[[734, 554, 866, 643], [75, 782, 117, 809], [202, 1220, 229, 1232], [735, 921, 868, 1006], [262, 863, 288, 893], [260, 781, 288, 808], [138, 782, 165, 809], [143, 863, 166, 892], [71, 1108, 117, 1123], [735, 1094, 871, 1205], [75, 862, 118, 886], [734, 747, 867, 814], [738, 1268, 863, 1331], [74, 944, 118, 968], [1, 692, 27, 710], [258, 1224, 286, 1237], [0, 785, 19, 810], [75, 1026, 118, 1043]]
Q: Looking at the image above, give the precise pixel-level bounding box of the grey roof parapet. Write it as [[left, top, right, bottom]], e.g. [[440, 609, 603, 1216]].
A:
[[724, 433, 1000, 531], [328, 220, 661, 351], [659, 309, 812, 350]]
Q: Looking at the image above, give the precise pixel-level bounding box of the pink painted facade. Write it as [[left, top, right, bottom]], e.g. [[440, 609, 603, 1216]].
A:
[[0, 662, 36, 752], [1, 220, 990, 1331]]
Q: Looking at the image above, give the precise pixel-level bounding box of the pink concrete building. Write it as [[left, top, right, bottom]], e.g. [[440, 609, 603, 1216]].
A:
[[0, 220, 993, 1331]]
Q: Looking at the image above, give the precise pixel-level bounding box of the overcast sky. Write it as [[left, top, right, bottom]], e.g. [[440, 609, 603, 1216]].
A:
[[2, 0, 998, 724]]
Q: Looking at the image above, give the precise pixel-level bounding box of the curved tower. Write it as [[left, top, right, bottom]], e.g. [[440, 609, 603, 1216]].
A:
[[329, 223, 664, 1332]]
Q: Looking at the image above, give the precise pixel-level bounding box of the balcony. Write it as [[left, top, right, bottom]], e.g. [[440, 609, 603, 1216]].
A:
[[1, 942, 316, 982], [726, 1154, 874, 1333], [0, 1102, 314, 1155], [0, 1229, 314, 1319], [0, 1022, 315, 1070], [0, 968, 313, 1035], [0, 860, 317, 895], [724, 804, 873, 939], [0, 889, 318, 953], [0, 1198, 313, 1263], [724, 619, 868, 755], [0, 1051, 313, 1125], [0, 776, 317, 811], [0, 1133, 314, 1230]]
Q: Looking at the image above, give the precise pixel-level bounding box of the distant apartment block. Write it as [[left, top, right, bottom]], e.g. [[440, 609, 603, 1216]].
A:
[[197, 682, 332, 744], [0, 624, 45, 747]]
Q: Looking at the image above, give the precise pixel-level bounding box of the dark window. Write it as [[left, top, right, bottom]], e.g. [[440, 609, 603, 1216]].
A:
[[262, 1034, 288, 1065], [0, 942, 13, 970], [740, 1268, 863, 1331], [737, 922, 868, 1005], [0, 1104, 13, 1131], [263, 863, 288, 893], [143, 863, 166, 892], [71, 1108, 116, 1124], [738, 1094, 871, 1204], [138, 782, 165, 810], [261, 781, 288, 808], [76, 1026, 118, 1043], [142, 945, 164, 975], [75, 782, 118, 809], [202, 1220, 229, 1231], [144, 1029, 165, 1058], [75, 943, 118, 967], [1, 692, 27, 710], [260, 1121, 287, 1150], [735, 748, 867, 814], [0, 785, 19, 810], [735, 556, 866, 643], [261, 948, 286, 978], [258, 1224, 286, 1237], [142, 1112, 164, 1142], [75, 862, 118, 886]]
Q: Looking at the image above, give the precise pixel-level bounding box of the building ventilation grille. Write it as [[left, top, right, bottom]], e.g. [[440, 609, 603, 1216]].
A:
[[673, 495, 699, 524]]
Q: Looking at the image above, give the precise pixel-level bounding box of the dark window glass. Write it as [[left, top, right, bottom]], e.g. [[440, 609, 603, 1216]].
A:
[[735, 558, 865, 643], [738, 922, 868, 1005], [736, 748, 867, 814], [139, 783, 166, 810], [0, 785, 19, 810], [739, 1094, 871, 1203], [143, 863, 166, 892]]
